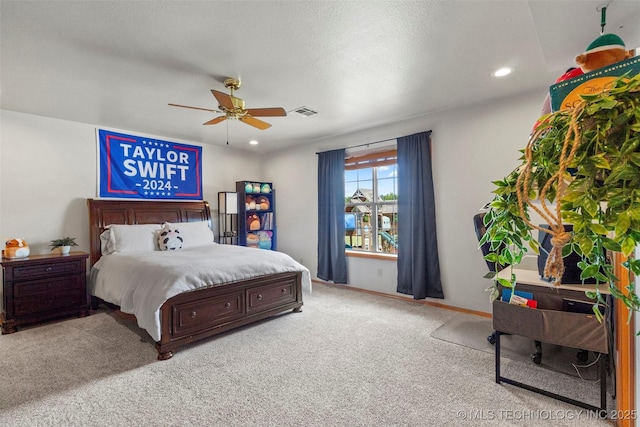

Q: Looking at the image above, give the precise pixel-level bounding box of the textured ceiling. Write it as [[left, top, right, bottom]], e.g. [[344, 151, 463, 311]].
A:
[[1, 0, 639, 153]]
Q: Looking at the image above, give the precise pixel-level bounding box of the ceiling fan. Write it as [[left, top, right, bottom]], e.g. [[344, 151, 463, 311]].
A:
[[169, 78, 286, 130]]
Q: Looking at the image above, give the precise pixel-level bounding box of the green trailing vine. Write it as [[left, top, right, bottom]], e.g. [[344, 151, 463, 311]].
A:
[[481, 73, 640, 322]]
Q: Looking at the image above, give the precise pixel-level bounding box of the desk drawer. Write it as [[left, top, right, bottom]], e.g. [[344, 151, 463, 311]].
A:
[[492, 300, 608, 354]]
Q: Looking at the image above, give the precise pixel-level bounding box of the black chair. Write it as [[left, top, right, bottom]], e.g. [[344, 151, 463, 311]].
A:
[[473, 212, 505, 273], [473, 212, 543, 364]]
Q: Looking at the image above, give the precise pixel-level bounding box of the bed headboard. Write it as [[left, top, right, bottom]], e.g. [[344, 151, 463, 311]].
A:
[[87, 198, 212, 267]]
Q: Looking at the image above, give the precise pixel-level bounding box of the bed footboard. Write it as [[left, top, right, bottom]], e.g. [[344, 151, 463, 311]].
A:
[[155, 271, 303, 360]]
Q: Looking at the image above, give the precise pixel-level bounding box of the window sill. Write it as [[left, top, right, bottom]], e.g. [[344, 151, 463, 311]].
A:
[[346, 250, 397, 261]]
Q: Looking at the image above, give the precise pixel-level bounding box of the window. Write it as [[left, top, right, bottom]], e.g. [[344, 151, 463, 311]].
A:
[[344, 149, 398, 254]]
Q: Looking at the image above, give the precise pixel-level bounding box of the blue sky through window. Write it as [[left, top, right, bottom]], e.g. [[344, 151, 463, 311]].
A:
[[345, 165, 397, 199]]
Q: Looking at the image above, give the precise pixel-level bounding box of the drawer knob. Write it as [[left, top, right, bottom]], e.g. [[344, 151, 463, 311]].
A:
[[257, 294, 263, 301], [281, 288, 287, 293], [46, 267, 53, 272], [190, 311, 197, 318], [225, 302, 231, 309]]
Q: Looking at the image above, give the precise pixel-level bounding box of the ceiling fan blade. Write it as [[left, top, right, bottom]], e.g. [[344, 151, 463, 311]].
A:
[[245, 107, 287, 117], [168, 103, 220, 113], [211, 89, 235, 111], [203, 116, 227, 126], [240, 115, 272, 130]]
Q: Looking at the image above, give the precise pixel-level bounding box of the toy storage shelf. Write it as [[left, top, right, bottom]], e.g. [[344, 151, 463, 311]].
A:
[[236, 181, 276, 250]]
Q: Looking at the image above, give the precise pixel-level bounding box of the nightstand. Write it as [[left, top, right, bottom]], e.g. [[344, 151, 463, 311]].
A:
[[1, 251, 89, 334]]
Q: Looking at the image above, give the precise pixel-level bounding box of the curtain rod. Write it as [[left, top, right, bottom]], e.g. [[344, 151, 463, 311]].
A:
[[315, 130, 432, 155]]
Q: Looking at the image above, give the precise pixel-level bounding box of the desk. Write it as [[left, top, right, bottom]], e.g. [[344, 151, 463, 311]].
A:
[[493, 268, 611, 414], [496, 267, 611, 295]]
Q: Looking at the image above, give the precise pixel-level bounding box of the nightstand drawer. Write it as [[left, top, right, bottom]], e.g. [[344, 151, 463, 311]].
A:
[[14, 290, 85, 316], [12, 260, 84, 280], [14, 276, 83, 298]]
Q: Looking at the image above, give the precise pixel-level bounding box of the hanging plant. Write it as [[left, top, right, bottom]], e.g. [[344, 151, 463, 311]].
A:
[[481, 73, 640, 319]]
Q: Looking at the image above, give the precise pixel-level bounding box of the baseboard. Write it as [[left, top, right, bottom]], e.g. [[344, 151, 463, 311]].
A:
[[312, 279, 492, 318]]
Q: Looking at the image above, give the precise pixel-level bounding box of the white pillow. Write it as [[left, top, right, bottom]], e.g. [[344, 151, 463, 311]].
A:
[[105, 223, 162, 254], [100, 229, 116, 255], [163, 221, 214, 248]]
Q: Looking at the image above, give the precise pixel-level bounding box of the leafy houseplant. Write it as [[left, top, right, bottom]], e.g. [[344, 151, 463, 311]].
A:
[[481, 74, 640, 319], [49, 237, 78, 254]]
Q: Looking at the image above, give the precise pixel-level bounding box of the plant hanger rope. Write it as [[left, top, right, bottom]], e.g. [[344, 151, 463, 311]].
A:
[[516, 103, 586, 284]]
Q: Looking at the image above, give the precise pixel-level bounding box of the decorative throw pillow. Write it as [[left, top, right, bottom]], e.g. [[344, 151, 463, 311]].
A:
[[158, 225, 183, 251]]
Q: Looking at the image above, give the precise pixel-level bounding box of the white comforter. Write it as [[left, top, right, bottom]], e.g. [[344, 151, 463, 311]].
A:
[[89, 244, 312, 341]]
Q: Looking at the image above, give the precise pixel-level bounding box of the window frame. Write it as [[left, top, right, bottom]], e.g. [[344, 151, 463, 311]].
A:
[[344, 149, 398, 256]]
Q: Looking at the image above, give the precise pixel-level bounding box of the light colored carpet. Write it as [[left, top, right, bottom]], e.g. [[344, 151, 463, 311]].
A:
[[431, 313, 604, 378], [0, 283, 614, 426], [431, 312, 614, 409]]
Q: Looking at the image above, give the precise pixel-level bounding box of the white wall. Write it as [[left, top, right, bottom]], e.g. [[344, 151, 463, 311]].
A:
[[1, 87, 544, 315], [0, 110, 261, 255], [266, 88, 545, 314]]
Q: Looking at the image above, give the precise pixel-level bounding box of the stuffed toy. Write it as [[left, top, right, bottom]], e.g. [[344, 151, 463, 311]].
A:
[[245, 196, 256, 210], [246, 233, 259, 247], [3, 238, 30, 258], [158, 226, 183, 250], [257, 196, 270, 211], [536, 33, 630, 126], [260, 183, 271, 193], [575, 33, 628, 73], [256, 231, 272, 250], [247, 214, 261, 231]]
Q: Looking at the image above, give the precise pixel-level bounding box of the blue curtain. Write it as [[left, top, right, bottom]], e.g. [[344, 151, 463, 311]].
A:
[[317, 148, 348, 283], [396, 131, 443, 299]]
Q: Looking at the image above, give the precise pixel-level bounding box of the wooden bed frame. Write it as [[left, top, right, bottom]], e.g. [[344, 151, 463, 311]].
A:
[[87, 198, 303, 360]]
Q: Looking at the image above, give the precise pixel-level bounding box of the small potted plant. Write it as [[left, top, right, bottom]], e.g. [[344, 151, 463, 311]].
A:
[[49, 237, 78, 255]]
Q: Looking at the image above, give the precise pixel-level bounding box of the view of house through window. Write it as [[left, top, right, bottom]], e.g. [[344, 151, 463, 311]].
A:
[[344, 149, 398, 254]]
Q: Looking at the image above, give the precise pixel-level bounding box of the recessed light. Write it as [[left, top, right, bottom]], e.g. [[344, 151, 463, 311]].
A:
[[249, 140, 259, 145], [493, 67, 514, 77]]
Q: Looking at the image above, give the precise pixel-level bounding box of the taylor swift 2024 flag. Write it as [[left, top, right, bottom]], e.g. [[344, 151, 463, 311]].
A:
[[97, 129, 202, 200]]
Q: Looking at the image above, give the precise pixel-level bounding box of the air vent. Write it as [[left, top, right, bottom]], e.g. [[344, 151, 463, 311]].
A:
[[290, 106, 318, 117]]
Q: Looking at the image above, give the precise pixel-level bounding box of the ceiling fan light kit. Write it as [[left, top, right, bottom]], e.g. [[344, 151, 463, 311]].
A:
[[169, 77, 286, 130]]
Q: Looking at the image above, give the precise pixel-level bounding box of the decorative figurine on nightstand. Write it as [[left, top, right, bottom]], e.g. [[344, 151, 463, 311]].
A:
[[2, 238, 30, 258]]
